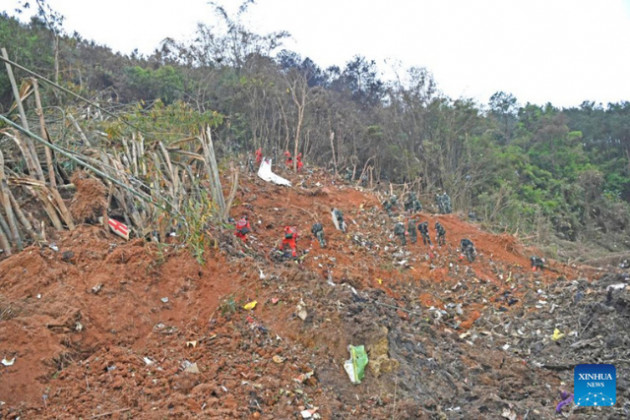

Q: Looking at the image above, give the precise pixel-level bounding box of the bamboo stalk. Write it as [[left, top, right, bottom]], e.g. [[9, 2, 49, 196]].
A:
[[0, 150, 23, 250], [5, 130, 40, 181], [32, 78, 56, 187], [2, 49, 45, 182], [200, 126, 226, 218], [32, 78, 75, 230], [67, 114, 92, 147], [223, 163, 239, 220], [0, 211, 12, 256], [8, 189, 41, 242], [131, 134, 138, 176]]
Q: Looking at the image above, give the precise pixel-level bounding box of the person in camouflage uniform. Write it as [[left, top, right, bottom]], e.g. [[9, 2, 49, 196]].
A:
[[435, 221, 446, 246], [435, 193, 445, 214], [407, 218, 417, 244], [418, 221, 432, 246], [331, 208, 347, 232], [405, 192, 422, 213], [442, 192, 452, 214], [311, 222, 326, 248], [394, 221, 406, 246], [460, 238, 476, 262], [383, 195, 398, 217]]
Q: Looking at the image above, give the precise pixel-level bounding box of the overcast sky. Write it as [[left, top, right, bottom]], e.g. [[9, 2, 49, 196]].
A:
[[4, 0, 630, 108]]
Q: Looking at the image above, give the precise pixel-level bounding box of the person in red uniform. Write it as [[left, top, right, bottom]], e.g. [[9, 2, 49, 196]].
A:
[[296, 152, 304, 171], [255, 148, 263, 165], [284, 151, 293, 169], [281, 226, 298, 257], [235, 215, 251, 242]]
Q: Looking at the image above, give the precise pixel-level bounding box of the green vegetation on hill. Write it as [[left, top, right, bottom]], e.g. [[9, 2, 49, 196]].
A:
[[1, 4, 629, 255]]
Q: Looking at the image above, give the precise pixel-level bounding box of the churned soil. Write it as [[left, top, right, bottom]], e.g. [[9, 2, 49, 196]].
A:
[[0, 166, 612, 419]]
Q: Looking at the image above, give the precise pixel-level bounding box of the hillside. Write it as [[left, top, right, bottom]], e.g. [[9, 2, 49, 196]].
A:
[[0, 167, 629, 419]]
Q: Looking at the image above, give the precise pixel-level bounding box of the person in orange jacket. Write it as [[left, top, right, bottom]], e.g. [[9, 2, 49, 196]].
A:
[[281, 225, 298, 257], [296, 153, 304, 171], [235, 215, 251, 242], [255, 148, 263, 165]]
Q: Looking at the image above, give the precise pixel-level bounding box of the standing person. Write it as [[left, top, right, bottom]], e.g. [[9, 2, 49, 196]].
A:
[[255, 148, 263, 165], [418, 221, 432, 246], [442, 192, 452, 214], [394, 221, 407, 246], [435, 221, 446, 246], [235, 215, 251, 242], [407, 218, 417, 244], [282, 226, 298, 258], [331, 208, 347, 232], [284, 151, 293, 169], [311, 222, 326, 248], [296, 153, 304, 171], [435, 193, 445, 214], [460, 238, 476, 262]]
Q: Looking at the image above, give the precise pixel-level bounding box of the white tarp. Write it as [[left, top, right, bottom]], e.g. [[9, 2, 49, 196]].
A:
[[257, 158, 291, 186]]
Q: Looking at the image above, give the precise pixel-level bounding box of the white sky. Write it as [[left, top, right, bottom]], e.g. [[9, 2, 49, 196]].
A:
[[4, 0, 630, 108]]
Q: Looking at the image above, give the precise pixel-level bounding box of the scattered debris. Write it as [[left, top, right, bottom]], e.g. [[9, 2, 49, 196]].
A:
[[1, 358, 15, 367], [243, 300, 257, 310], [343, 345, 368, 384], [296, 299, 308, 321]]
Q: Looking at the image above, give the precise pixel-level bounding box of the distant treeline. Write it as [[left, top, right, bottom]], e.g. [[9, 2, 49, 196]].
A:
[[1, 7, 629, 248]]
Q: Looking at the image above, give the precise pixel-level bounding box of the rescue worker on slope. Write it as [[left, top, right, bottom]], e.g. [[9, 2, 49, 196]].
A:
[[394, 221, 407, 246], [311, 222, 326, 248], [418, 221, 432, 246], [235, 215, 251, 242], [284, 151, 293, 169], [407, 218, 418, 244], [460, 238, 476, 262], [530, 256, 545, 271], [331, 208, 347, 232], [282, 225, 298, 258], [435, 221, 446, 246]]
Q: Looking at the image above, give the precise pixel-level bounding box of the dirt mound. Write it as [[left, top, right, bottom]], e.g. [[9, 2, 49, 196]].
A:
[[1, 167, 626, 418]]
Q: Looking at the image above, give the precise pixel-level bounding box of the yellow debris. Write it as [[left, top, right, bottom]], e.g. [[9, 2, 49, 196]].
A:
[[243, 300, 257, 310], [551, 328, 565, 341]]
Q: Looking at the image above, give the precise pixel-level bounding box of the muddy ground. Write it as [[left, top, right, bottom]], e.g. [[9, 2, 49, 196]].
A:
[[0, 167, 628, 419]]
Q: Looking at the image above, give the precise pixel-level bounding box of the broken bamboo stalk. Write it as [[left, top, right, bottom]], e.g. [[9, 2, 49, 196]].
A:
[[200, 126, 226, 218], [2, 49, 44, 181], [0, 150, 23, 250], [32, 78, 57, 187], [32, 78, 75, 230], [0, 211, 12, 256], [67, 114, 92, 147], [8, 189, 41, 242], [223, 163, 239, 220]]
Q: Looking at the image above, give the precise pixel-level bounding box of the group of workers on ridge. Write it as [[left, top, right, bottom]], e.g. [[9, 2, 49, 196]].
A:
[[236, 157, 538, 266]]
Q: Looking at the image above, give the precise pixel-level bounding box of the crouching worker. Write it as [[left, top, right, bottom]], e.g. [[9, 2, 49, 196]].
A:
[[282, 226, 298, 258], [235, 215, 251, 242], [530, 256, 545, 271], [460, 238, 476, 262], [311, 222, 326, 248]]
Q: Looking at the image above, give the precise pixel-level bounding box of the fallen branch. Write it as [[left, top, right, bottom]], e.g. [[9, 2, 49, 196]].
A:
[[90, 407, 131, 419]]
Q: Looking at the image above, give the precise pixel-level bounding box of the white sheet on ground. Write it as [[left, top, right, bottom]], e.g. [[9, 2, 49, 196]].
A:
[[257, 158, 291, 186]]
